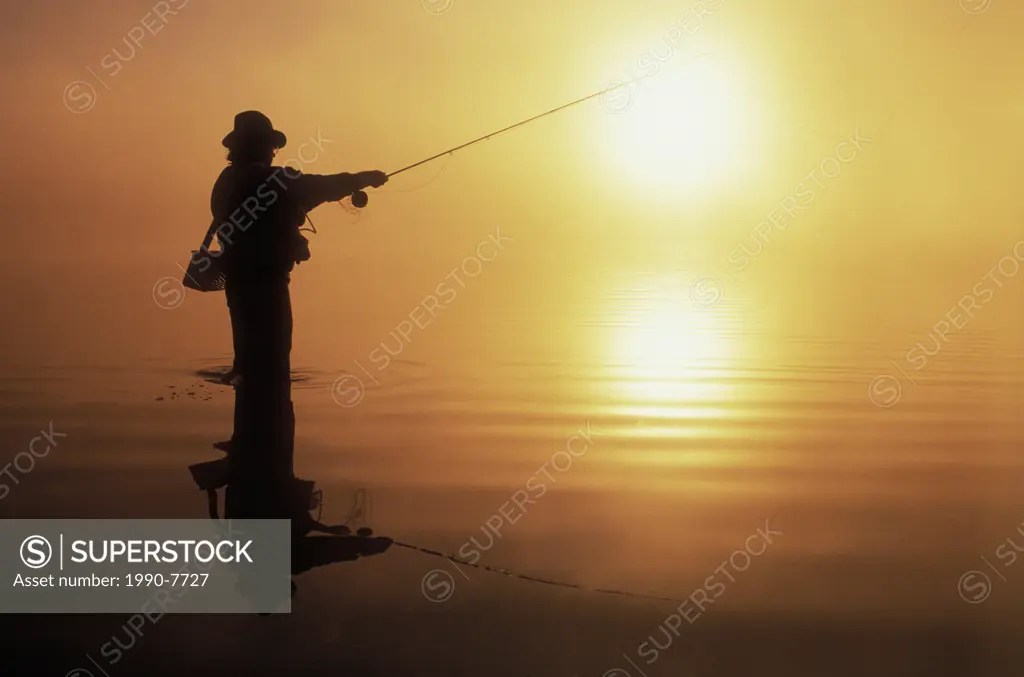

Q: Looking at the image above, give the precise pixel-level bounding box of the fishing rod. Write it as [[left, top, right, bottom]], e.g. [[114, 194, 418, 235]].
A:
[[346, 59, 699, 208]]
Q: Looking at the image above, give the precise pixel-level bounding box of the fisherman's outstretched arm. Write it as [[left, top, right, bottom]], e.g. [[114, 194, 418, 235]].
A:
[[290, 170, 388, 210]]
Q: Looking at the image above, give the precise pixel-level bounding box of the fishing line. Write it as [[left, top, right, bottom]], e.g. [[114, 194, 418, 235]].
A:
[[341, 56, 706, 209], [385, 69, 669, 179], [392, 540, 689, 606], [335, 154, 453, 215], [331, 53, 860, 215], [376, 153, 453, 194], [299, 211, 317, 234]]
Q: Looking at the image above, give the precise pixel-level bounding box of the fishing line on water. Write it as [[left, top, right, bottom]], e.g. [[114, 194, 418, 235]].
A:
[[302, 54, 859, 604], [391, 540, 689, 606]]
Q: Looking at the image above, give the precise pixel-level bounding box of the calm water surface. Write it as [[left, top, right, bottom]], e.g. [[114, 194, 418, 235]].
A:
[[2, 261, 1023, 676]]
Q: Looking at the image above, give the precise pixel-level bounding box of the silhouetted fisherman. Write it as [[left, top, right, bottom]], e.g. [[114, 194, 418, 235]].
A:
[[210, 111, 386, 523]]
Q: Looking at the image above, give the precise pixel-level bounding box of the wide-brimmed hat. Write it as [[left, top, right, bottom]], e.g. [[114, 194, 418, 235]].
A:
[[221, 110, 287, 149]]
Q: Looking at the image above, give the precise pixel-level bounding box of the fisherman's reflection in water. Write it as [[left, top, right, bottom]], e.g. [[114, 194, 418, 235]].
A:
[[189, 111, 392, 598]]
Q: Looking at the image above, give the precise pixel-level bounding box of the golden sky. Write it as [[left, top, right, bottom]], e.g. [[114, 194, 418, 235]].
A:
[[1, 4, 1022, 626], [0, 0, 1021, 367]]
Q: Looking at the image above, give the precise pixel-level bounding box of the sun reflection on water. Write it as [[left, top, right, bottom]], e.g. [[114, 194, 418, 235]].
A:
[[603, 275, 742, 423]]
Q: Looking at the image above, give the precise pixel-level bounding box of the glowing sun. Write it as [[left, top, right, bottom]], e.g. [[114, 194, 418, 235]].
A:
[[600, 55, 751, 189]]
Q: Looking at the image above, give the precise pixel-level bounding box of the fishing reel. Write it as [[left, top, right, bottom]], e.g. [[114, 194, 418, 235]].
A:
[[351, 190, 369, 208]]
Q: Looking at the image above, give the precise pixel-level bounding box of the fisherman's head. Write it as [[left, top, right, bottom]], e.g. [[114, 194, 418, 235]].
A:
[[222, 110, 287, 165]]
